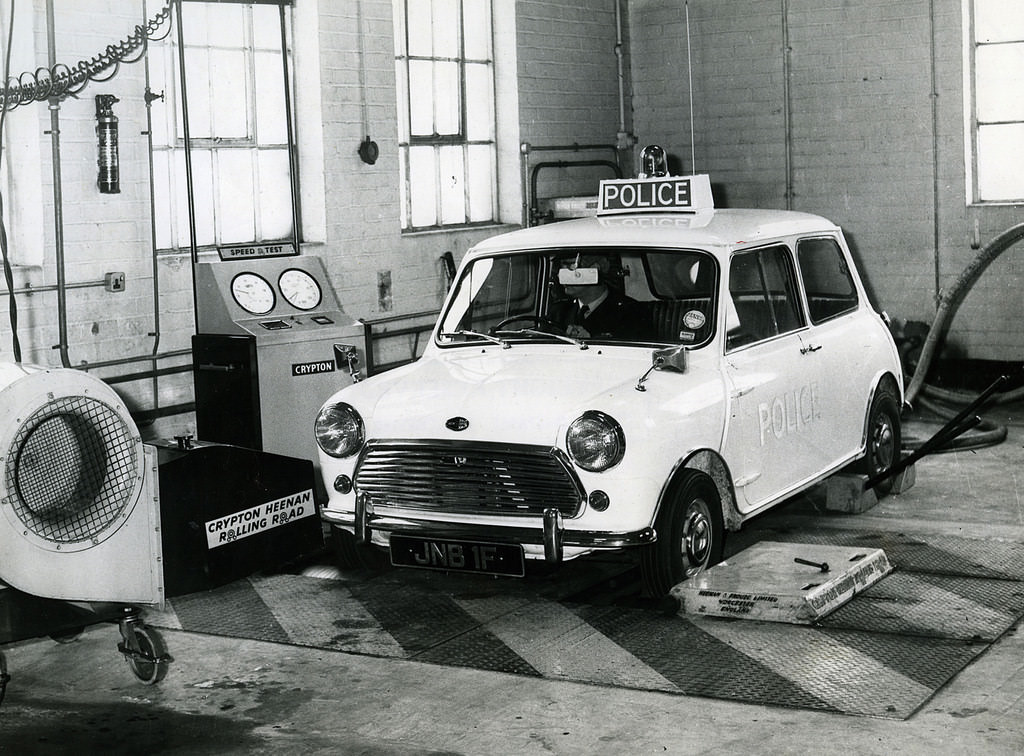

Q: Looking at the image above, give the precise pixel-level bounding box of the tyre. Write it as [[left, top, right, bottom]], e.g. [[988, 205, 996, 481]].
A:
[[124, 626, 169, 685], [330, 526, 390, 571], [640, 470, 724, 598], [855, 380, 902, 496]]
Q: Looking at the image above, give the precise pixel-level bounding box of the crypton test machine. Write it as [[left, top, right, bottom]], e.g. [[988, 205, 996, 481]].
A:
[[193, 254, 368, 488]]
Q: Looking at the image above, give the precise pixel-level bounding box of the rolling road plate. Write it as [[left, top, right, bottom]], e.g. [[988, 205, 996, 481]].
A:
[[672, 541, 892, 624]]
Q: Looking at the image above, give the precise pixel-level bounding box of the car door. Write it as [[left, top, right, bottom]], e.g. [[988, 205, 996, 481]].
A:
[[720, 244, 822, 513], [793, 235, 872, 469]]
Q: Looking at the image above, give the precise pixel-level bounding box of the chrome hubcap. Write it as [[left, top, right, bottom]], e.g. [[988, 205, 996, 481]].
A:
[[682, 501, 712, 575], [871, 417, 895, 472]]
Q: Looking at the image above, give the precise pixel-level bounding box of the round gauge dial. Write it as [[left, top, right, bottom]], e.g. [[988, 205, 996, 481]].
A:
[[279, 268, 322, 311], [230, 272, 276, 315]]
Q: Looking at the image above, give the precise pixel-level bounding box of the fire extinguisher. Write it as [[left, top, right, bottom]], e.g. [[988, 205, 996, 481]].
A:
[[96, 94, 120, 194]]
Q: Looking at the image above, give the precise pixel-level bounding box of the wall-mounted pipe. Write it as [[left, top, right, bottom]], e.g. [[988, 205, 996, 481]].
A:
[[528, 159, 621, 226], [45, 0, 70, 368], [928, 0, 941, 304], [781, 0, 794, 210], [520, 143, 621, 226]]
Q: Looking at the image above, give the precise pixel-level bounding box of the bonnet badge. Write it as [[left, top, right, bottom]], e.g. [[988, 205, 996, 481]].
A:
[[445, 416, 470, 431]]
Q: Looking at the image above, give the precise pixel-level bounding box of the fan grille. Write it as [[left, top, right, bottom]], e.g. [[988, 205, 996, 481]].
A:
[[5, 395, 140, 544]]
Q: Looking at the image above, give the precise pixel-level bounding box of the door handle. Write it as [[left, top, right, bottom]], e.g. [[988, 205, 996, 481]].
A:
[[799, 343, 822, 355]]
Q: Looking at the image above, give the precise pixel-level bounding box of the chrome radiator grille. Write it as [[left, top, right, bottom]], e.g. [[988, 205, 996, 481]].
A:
[[354, 441, 583, 517]]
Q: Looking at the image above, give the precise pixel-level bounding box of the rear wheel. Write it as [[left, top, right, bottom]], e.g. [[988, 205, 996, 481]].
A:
[[855, 381, 902, 495], [641, 470, 724, 597]]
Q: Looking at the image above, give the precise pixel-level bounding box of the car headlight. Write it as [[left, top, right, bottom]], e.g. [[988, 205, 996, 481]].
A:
[[566, 411, 625, 472], [315, 402, 365, 458]]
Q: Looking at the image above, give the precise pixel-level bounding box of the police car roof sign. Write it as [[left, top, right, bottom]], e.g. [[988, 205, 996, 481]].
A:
[[598, 174, 714, 215]]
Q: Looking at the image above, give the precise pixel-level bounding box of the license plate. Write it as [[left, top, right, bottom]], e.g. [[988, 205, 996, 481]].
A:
[[389, 535, 525, 577]]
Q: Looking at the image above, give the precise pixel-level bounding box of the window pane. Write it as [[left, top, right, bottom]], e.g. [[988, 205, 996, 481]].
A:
[[976, 44, 1024, 122], [184, 150, 216, 247], [463, 1, 491, 60], [408, 60, 435, 134], [149, 51, 171, 147], [207, 5, 245, 48], [465, 63, 494, 140], [439, 145, 466, 225], [216, 150, 256, 242], [409, 146, 438, 227], [407, 0, 433, 57], [258, 149, 293, 239], [152, 151, 173, 248], [797, 238, 858, 323], [255, 50, 287, 144], [183, 51, 213, 138], [467, 144, 493, 222], [252, 4, 282, 50], [978, 123, 1024, 200], [976, 0, 1024, 43], [210, 49, 249, 138], [180, 5, 210, 46], [432, 0, 460, 57], [761, 246, 804, 334], [434, 61, 461, 135]]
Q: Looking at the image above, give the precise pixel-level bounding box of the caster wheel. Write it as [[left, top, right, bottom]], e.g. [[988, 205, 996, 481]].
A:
[[122, 625, 170, 685]]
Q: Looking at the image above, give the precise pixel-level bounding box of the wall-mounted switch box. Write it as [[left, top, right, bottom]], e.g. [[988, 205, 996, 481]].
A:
[[104, 272, 126, 292]]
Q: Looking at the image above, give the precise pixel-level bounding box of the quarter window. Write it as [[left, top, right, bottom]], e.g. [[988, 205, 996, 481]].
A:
[[797, 238, 859, 324]]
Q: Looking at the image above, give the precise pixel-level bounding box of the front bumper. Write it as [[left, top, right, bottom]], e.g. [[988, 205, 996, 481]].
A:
[[321, 493, 655, 565]]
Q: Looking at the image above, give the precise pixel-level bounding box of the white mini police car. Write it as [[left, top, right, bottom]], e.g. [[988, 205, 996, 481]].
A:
[[315, 165, 903, 597]]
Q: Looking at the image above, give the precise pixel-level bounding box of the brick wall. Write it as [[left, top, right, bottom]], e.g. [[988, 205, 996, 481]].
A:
[[517, 0, 630, 211], [629, 0, 1024, 362]]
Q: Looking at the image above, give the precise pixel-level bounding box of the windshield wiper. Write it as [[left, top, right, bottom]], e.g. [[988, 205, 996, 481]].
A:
[[439, 329, 510, 348], [495, 328, 588, 350]]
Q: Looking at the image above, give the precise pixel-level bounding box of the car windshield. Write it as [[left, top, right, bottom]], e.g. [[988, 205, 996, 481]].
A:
[[438, 247, 718, 347]]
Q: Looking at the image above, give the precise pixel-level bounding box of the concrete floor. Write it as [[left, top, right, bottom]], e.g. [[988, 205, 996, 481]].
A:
[[2, 403, 1023, 755]]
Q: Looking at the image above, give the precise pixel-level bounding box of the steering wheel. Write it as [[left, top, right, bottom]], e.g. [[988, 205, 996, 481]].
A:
[[492, 314, 564, 333]]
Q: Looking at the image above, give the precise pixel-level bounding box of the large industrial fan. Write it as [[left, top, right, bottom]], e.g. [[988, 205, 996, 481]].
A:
[[0, 362, 168, 699], [0, 362, 163, 604]]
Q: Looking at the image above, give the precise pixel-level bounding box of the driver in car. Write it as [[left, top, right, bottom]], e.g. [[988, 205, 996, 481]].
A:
[[554, 255, 646, 340]]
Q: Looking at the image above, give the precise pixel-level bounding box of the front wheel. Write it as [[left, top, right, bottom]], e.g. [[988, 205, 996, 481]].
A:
[[640, 470, 724, 597]]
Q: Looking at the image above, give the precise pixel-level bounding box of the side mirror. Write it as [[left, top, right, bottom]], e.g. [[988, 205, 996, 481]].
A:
[[653, 344, 687, 373], [636, 345, 686, 392]]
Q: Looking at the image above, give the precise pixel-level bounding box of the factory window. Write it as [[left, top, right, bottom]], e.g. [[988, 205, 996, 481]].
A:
[[149, 1, 298, 252], [966, 0, 1024, 203], [394, 0, 498, 231]]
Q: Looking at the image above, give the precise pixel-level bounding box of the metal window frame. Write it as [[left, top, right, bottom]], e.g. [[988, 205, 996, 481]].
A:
[[160, 0, 300, 257], [964, 0, 1024, 204], [395, 0, 498, 231]]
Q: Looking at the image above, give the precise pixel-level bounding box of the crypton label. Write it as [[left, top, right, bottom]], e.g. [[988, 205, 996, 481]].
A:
[[205, 489, 314, 548]]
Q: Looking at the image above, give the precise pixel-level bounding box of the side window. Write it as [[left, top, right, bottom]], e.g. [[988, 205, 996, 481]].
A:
[[797, 237, 859, 324], [727, 245, 804, 350]]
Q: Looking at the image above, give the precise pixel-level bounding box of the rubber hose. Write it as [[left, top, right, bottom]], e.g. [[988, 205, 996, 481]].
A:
[[905, 221, 1024, 406], [922, 381, 1024, 406], [912, 395, 1008, 451]]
